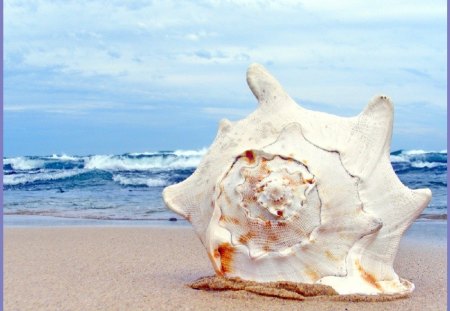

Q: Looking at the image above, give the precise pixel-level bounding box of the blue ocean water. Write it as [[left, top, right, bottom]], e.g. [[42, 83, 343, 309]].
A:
[[3, 149, 447, 221]]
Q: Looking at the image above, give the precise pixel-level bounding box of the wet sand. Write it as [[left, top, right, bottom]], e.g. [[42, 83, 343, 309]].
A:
[[4, 223, 447, 310]]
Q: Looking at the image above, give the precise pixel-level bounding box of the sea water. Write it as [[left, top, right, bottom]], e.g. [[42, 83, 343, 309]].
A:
[[3, 149, 447, 222]]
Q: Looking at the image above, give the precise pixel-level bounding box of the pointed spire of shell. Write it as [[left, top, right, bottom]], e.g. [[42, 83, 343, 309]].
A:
[[246, 63, 297, 108]]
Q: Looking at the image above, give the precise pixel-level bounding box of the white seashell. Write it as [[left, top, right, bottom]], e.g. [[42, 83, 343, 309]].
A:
[[163, 63, 431, 296]]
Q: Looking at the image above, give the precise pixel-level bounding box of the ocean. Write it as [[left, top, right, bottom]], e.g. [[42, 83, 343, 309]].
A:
[[3, 149, 447, 223]]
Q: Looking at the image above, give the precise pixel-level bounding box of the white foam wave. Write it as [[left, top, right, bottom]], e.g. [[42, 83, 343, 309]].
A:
[[403, 149, 447, 155], [173, 147, 208, 157], [84, 154, 201, 171], [146, 178, 168, 187], [4, 157, 44, 170], [5, 149, 443, 174], [48, 154, 79, 161], [127, 148, 207, 157], [112, 174, 168, 187], [128, 151, 160, 156], [390, 155, 408, 163], [410, 162, 447, 169], [403, 149, 429, 155], [390, 150, 447, 166], [4, 169, 84, 186]]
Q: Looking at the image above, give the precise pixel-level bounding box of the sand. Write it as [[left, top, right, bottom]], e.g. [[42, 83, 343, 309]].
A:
[[4, 225, 447, 311]]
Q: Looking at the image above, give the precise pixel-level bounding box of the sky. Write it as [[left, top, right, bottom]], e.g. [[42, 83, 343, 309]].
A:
[[4, 0, 447, 156]]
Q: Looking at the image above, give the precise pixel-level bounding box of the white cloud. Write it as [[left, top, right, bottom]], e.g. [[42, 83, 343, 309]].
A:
[[185, 30, 217, 41], [4, 102, 124, 114], [300, 0, 446, 20], [4, 0, 446, 121]]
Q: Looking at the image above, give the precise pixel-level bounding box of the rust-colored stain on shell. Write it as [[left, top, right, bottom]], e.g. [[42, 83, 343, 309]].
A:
[[271, 198, 286, 206], [268, 232, 279, 242], [264, 221, 272, 229], [258, 161, 271, 175], [305, 268, 320, 281], [325, 250, 339, 262], [213, 249, 221, 258], [244, 176, 259, 188], [218, 243, 235, 274], [355, 260, 381, 290], [304, 177, 315, 184], [277, 221, 287, 227], [262, 244, 271, 252], [238, 231, 255, 244], [241, 190, 258, 204], [244, 150, 255, 164], [220, 215, 240, 225]]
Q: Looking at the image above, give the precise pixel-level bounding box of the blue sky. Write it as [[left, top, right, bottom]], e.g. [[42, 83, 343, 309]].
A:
[[4, 0, 447, 156]]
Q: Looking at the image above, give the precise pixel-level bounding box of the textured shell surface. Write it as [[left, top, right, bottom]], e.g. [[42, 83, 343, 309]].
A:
[[163, 64, 432, 296]]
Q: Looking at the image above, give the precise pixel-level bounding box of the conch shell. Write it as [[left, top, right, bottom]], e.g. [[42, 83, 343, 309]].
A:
[[163, 64, 431, 296]]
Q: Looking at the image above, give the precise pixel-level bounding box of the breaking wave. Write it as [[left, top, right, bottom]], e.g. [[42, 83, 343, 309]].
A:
[[112, 174, 168, 187], [3, 148, 446, 222], [3, 148, 205, 187], [3, 148, 446, 189], [4, 169, 86, 186], [390, 149, 447, 171]]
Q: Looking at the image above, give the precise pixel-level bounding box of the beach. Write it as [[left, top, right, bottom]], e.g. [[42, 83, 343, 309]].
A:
[[4, 221, 447, 311]]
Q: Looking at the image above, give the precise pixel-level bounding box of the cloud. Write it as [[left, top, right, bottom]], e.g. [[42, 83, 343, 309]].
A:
[[184, 49, 250, 63], [4, 102, 124, 114], [300, 0, 446, 20], [185, 30, 217, 41], [4, 0, 447, 153]]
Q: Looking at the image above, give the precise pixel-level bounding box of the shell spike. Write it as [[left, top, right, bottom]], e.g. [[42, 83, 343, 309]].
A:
[[246, 63, 295, 108], [341, 94, 395, 178], [360, 95, 394, 135], [413, 188, 432, 209], [162, 184, 188, 218], [219, 118, 232, 133]]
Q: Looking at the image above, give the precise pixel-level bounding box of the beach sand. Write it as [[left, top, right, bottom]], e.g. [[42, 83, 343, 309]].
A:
[[5, 224, 447, 310]]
